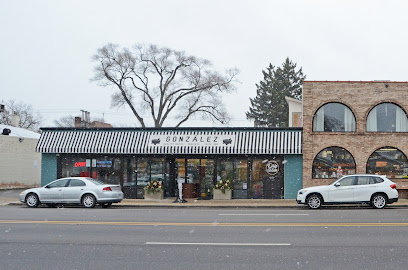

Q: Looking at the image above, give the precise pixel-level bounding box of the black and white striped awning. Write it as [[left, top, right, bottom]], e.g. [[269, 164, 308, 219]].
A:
[[36, 128, 302, 155]]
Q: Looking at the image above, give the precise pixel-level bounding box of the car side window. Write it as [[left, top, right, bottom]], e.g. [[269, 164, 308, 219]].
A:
[[338, 176, 355, 186], [47, 179, 69, 188], [369, 177, 384, 184], [356, 176, 371, 185], [68, 179, 86, 187]]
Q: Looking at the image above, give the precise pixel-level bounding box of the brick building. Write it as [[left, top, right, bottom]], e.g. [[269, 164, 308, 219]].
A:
[[302, 81, 408, 197]]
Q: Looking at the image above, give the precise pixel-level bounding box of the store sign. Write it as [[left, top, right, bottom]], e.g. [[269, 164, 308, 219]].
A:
[[96, 160, 112, 168], [74, 162, 87, 167], [265, 160, 279, 176], [149, 134, 235, 147]]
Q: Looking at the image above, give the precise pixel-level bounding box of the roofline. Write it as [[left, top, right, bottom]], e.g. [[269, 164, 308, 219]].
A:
[[285, 96, 302, 104], [40, 127, 303, 132], [304, 80, 408, 83]]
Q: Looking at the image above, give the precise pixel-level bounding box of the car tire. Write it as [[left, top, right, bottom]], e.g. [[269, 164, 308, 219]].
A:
[[307, 194, 322, 209], [371, 193, 387, 209], [26, 193, 40, 208], [82, 194, 96, 208], [101, 203, 112, 208]]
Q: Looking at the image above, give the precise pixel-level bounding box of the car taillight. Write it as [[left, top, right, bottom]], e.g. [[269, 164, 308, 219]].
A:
[[390, 184, 397, 189], [103, 187, 112, 191]]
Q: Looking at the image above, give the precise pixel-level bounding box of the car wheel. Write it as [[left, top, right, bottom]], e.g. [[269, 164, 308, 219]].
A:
[[307, 194, 322, 209], [101, 203, 112, 208], [371, 194, 387, 209], [82, 194, 96, 208], [26, 193, 39, 208]]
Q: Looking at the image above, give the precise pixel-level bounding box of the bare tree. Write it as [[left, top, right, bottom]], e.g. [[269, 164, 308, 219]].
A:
[[0, 99, 42, 130], [53, 115, 76, 128], [92, 44, 239, 127]]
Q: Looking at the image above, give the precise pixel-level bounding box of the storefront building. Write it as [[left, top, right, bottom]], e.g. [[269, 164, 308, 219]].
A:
[[302, 81, 408, 197], [37, 127, 303, 199]]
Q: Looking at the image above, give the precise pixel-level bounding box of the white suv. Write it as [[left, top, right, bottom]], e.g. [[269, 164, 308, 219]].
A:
[[297, 174, 399, 209]]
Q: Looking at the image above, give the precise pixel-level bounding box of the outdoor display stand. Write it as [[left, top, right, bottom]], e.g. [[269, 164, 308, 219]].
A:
[[173, 178, 187, 203]]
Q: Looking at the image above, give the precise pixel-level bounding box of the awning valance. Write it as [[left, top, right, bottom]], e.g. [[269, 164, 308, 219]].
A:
[[36, 128, 302, 155]]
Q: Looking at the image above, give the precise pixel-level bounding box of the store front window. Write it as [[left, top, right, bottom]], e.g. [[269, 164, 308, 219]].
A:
[[61, 156, 90, 178], [233, 160, 248, 198], [121, 157, 167, 198], [313, 103, 356, 132], [123, 158, 137, 187], [217, 159, 234, 182], [367, 103, 408, 132], [251, 160, 264, 199], [216, 159, 249, 199], [200, 159, 215, 196], [93, 157, 121, 185], [366, 147, 408, 179], [313, 147, 356, 179]]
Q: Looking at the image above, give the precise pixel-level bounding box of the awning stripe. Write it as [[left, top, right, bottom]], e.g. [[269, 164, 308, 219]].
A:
[[36, 129, 302, 155]]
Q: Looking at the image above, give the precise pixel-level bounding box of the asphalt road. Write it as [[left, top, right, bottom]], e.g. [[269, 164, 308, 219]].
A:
[[1, 205, 408, 270]]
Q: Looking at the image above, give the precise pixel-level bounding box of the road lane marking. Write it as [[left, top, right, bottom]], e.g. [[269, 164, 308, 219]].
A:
[[2, 220, 408, 227], [219, 214, 309, 216], [146, 242, 291, 246]]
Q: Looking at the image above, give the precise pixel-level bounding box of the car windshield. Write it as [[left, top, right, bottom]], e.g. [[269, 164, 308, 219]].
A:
[[85, 178, 105, 185], [330, 178, 340, 185]]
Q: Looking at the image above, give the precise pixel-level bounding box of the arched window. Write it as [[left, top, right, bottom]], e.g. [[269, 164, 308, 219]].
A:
[[313, 103, 356, 132], [366, 147, 408, 179], [312, 147, 356, 179], [366, 103, 408, 132]]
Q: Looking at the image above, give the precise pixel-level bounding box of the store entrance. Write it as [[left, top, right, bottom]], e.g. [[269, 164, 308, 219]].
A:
[[175, 158, 215, 199], [262, 158, 284, 199]]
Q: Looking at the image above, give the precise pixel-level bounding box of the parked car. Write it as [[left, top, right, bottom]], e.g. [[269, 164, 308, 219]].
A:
[[19, 177, 124, 208], [297, 174, 399, 209]]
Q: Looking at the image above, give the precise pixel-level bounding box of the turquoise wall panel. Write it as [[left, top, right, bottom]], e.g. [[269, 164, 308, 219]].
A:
[[41, 154, 57, 186], [284, 155, 303, 199]]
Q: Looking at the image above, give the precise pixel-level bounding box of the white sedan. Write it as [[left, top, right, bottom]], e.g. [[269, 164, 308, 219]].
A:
[[19, 177, 124, 208], [297, 174, 399, 209]]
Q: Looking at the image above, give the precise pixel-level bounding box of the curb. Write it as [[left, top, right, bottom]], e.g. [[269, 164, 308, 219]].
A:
[[7, 201, 408, 209]]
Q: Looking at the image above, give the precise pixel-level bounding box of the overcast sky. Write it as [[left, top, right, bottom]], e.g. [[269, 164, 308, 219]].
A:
[[1, 0, 408, 128]]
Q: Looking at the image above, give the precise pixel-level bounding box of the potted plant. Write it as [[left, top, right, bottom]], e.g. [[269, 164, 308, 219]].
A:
[[143, 180, 164, 200], [213, 179, 232, 200]]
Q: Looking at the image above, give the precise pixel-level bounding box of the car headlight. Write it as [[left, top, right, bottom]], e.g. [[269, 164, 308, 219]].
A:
[[20, 191, 25, 195], [299, 190, 307, 195]]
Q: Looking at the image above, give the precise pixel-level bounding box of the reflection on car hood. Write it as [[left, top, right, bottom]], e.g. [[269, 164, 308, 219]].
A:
[[304, 185, 331, 191], [22, 187, 42, 193]]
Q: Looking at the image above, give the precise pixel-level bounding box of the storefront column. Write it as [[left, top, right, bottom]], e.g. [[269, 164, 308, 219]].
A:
[[41, 153, 58, 186], [284, 155, 303, 199]]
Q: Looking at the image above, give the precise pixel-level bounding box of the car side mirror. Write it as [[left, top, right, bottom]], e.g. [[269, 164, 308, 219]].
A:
[[334, 183, 340, 187]]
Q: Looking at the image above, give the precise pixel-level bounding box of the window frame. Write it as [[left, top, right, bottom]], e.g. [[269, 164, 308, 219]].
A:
[[366, 147, 408, 179], [312, 146, 356, 180], [312, 102, 356, 133], [366, 102, 408, 132]]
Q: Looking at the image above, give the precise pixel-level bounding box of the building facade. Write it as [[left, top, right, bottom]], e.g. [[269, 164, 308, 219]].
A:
[[303, 81, 408, 197], [37, 127, 303, 199], [0, 124, 41, 188]]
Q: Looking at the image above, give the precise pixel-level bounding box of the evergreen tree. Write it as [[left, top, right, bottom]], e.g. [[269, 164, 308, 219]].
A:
[[246, 58, 305, 127]]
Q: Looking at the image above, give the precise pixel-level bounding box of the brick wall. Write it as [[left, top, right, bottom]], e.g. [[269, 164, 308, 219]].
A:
[[303, 81, 408, 190]]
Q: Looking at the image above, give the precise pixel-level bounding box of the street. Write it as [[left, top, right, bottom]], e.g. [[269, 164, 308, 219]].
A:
[[1, 205, 408, 270]]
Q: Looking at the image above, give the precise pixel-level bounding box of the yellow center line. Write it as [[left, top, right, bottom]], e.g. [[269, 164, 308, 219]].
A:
[[1, 220, 408, 227]]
